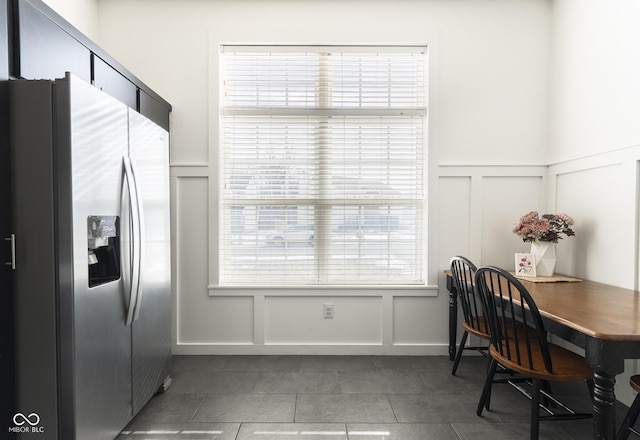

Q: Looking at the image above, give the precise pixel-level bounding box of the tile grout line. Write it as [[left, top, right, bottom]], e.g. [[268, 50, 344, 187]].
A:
[[187, 394, 207, 424], [388, 392, 400, 423]]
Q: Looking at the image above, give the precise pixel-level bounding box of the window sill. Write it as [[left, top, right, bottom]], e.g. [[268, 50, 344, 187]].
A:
[[208, 284, 439, 296]]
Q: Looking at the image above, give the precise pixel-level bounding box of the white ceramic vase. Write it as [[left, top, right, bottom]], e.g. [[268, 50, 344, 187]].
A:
[[530, 241, 556, 277]]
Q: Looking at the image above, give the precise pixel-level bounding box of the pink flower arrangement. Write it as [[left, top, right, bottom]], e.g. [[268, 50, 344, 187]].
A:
[[512, 211, 575, 243]]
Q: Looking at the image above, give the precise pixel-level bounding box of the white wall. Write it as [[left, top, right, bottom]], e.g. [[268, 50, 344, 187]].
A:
[[548, 0, 640, 288], [549, 0, 640, 164], [95, 0, 552, 356], [548, 0, 640, 405], [41, 0, 99, 40]]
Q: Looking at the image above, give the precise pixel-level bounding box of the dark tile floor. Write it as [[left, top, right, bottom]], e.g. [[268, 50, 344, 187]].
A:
[[118, 355, 631, 440]]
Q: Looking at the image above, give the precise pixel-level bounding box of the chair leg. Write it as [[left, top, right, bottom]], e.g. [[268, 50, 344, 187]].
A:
[[477, 357, 498, 416], [540, 380, 555, 409], [451, 330, 469, 376], [531, 378, 541, 440], [616, 395, 640, 440], [485, 353, 493, 410]]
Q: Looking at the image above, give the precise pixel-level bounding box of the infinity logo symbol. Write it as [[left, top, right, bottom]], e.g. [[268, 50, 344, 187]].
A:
[[13, 412, 40, 426]]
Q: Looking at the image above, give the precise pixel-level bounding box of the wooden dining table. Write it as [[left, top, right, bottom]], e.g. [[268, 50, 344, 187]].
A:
[[445, 270, 640, 440]]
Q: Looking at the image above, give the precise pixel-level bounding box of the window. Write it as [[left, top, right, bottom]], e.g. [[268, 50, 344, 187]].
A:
[[220, 45, 427, 285]]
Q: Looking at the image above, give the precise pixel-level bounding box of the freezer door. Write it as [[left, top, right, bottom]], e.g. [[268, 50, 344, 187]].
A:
[[128, 108, 172, 415], [60, 75, 133, 440]]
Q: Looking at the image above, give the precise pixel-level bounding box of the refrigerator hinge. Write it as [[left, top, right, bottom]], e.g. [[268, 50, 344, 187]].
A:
[[4, 234, 16, 270]]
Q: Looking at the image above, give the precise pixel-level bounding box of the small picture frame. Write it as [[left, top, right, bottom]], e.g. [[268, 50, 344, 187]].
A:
[[515, 253, 536, 277]]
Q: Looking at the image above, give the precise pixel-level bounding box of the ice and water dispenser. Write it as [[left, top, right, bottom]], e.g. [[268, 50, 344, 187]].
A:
[[87, 216, 121, 287]]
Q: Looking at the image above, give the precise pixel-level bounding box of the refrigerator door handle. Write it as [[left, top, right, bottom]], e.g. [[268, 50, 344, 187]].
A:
[[129, 157, 145, 321], [122, 156, 141, 326]]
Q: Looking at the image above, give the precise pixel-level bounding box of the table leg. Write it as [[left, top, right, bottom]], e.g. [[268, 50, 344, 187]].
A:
[[593, 371, 617, 440]]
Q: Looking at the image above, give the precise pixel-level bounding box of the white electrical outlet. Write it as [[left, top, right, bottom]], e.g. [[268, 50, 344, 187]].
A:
[[323, 303, 334, 319]]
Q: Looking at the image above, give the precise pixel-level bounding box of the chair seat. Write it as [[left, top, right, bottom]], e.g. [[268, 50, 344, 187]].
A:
[[463, 317, 535, 340], [462, 317, 491, 339], [490, 341, 593, 382]]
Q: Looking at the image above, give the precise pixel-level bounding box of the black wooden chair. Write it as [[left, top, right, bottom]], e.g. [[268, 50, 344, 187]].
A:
[[450, 256, 489, 376], [616, 375, 640, 439], [475, 266, 594, 440]]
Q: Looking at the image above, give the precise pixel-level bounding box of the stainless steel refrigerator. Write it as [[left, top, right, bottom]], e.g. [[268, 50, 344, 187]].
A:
[[9, 73, 171, 440]]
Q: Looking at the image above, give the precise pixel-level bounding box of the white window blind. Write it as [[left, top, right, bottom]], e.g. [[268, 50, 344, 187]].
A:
[[220, 45, 427, 285]]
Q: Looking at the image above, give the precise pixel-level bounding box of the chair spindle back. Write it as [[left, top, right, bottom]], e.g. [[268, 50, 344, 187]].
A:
[[475, 266, 553, 374], [450, 256, 487, 335]]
